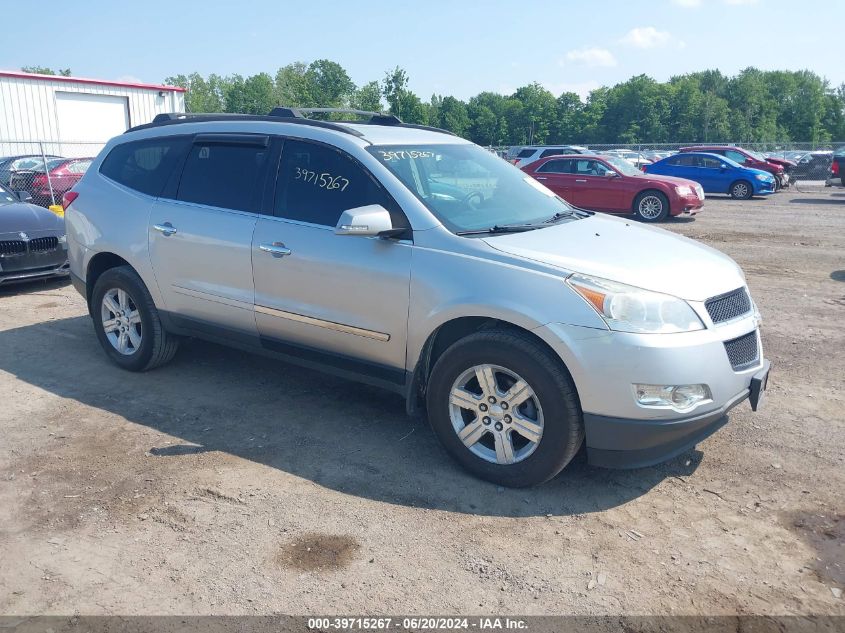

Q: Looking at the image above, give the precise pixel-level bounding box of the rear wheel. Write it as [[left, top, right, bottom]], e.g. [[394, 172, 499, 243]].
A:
[[426, 329, 584, 487], [730, 180, 753, 200], [633, 191, 669, 222], [91, 266, 179, 371]]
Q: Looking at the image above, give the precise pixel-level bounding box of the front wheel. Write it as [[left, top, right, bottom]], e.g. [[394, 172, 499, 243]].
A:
[[426, 329, 584, 487], [91, 266, 179, 371], [730, 180, 753, 200], [633, 191, 669, 222]]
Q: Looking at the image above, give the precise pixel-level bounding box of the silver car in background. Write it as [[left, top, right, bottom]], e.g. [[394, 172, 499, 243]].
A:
[[65, 108, 770, 487]]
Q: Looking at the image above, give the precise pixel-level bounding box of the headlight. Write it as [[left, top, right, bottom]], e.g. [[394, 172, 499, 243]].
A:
[[674, 185, 693, 196], [566, 273, 704, 333], [755, 173, 769, 181]]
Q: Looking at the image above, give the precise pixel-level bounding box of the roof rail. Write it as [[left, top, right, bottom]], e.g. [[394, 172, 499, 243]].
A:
[[268, 107, 455, 135], [127, 112, 366, 137], [128, 107, 456, 137]]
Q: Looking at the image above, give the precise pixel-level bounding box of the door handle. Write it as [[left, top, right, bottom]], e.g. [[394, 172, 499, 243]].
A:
[[153, 222, 177, 236], [575, 179, 588, 183], [259, 242, 292, 257]]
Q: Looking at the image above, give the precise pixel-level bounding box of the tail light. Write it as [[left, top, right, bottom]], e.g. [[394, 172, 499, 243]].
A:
[[833, 161, 840, 176], [33, 174, 47, 187], [62, 191, 79, 209]]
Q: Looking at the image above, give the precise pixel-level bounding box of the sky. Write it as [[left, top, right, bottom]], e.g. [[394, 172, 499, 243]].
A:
[[1, 0, 842, 101]]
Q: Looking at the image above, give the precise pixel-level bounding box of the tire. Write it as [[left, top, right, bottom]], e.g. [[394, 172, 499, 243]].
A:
[[730, 180, 753, 200], [425, 329, 584, 487], [90, 265, 179, 371], [633, 191, 669, 222]]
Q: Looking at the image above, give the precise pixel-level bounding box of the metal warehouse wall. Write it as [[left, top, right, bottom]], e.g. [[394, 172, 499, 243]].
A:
[[0, 74, 185, 157]]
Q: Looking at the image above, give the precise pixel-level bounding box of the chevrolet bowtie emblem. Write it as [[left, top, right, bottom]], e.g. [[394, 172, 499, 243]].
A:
[[19, 232, 29, 241]]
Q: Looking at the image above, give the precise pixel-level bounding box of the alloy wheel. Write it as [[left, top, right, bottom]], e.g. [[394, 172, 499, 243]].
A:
[[638, 195, 664, 219], [448, 364, 544, 465], [101, 288, 142, 355]]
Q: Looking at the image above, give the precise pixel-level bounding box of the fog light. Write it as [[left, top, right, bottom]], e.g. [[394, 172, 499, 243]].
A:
[[634, 384, 712, 412]]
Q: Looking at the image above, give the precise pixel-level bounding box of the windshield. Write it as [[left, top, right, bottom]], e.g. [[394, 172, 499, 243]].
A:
[[0, 183, 17, 205], [368, 144, 580, 233], [602, 156, 643, 176]]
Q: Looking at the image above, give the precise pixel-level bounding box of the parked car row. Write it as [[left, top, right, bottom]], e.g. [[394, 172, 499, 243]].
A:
[[0, 154, 93, 207]]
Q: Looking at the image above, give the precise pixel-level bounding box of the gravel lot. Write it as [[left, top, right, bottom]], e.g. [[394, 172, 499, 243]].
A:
[[1, 189, 843, 616]]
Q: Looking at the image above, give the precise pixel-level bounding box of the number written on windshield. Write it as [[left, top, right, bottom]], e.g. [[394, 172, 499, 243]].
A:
[[294, 167, 349, 192]]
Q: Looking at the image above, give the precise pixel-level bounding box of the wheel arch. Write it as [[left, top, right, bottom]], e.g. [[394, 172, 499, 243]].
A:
[[406, 316, 575, 416], [85, 252, 132, 311]]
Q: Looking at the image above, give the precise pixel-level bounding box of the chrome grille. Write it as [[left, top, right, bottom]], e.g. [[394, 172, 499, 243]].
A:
[[706, 287, 752, 324], [724, 331, 759, 371], [28, 237, 58, 252], [0, 240, 27, 256]]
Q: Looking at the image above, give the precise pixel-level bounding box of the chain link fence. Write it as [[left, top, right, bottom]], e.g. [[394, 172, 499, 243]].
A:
[[3, 138, 842, 210], [0, 140, 104, 207], [491, 142, 844, 182]]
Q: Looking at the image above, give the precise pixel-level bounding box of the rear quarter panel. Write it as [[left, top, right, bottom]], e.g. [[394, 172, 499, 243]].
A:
[[66, 172, 163, 307]]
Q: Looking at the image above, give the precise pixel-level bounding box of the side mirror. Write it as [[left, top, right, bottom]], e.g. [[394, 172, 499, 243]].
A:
[[15, 191, 33, 202], [335, 204, 403, 238], [604, 171, 619, 178], [720, 164, 728, 171]]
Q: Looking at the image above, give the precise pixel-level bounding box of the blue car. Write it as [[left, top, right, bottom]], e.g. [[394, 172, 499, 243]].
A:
[[645, 152, 776, 199]]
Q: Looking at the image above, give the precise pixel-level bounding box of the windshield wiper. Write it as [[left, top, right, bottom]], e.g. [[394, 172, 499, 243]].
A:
[[456, 224, 541, 236]]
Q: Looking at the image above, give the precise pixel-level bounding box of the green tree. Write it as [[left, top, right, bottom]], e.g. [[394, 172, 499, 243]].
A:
[[382, 66, 409, 118], [351, 81, 383, 112], [275, 62, 311, 106], [165, 72, 228, 113], [224, 73, 276, 114], [21, 66, 71, 76], [435, 96, 470, 137], [304, 59, 355, 108]]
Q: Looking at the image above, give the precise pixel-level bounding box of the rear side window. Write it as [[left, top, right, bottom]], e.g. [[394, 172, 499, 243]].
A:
[[517, 149, 536, 158], [540, 148, 566, 158], [275, 139, 403, 228], [100, 137, 188, 196], [177, 139, 269, 212], [537, 159, 572, 174]]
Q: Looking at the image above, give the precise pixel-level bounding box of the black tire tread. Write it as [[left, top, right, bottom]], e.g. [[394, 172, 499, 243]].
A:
[[91, 265, 178, 371], [427, 328, 584, 487]]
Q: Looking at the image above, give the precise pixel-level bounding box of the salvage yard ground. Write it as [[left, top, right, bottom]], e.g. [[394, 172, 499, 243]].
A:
[[0, 190, 843, 616]]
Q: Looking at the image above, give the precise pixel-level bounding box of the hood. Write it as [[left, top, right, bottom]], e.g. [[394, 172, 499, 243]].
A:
[[634, 173, 700, 188], [482, 214, 745, 302], [767, 157, 796, 168], [0, 202, 65, 237]]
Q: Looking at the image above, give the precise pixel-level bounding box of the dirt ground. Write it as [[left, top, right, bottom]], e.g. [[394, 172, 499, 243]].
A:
[[0, 189, 843, 617]]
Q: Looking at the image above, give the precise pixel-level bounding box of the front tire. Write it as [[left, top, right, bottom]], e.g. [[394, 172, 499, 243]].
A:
[[633, 191, 669, 222], [91, 266, 179, 371], [426, 329, 584, 487], [730, 180, 753, 200]]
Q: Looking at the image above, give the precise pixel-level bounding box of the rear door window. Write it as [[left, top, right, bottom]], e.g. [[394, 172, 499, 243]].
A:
[[100, 137, 190, 197], [176, 136, 270, 212]]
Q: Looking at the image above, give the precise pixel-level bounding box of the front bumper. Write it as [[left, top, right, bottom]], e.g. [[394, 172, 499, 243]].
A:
[[672, 192, 704, 215], [0, 261, 69, 285], [534, 317, 768, 468]]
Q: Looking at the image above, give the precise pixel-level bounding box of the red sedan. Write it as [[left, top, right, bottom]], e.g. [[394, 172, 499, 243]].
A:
[[9, 157, 93, 207], [521, 154, 704, 222]]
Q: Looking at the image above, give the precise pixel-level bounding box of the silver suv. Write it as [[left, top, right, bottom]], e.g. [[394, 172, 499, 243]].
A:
[[65, 108, 770, 487]]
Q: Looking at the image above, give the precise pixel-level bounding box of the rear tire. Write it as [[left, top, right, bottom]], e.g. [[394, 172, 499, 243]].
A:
[[633, 191, 669, 222], [730, 180, 753, 200], [91, 266, 179, 371], [426, 329, 584, 487]]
